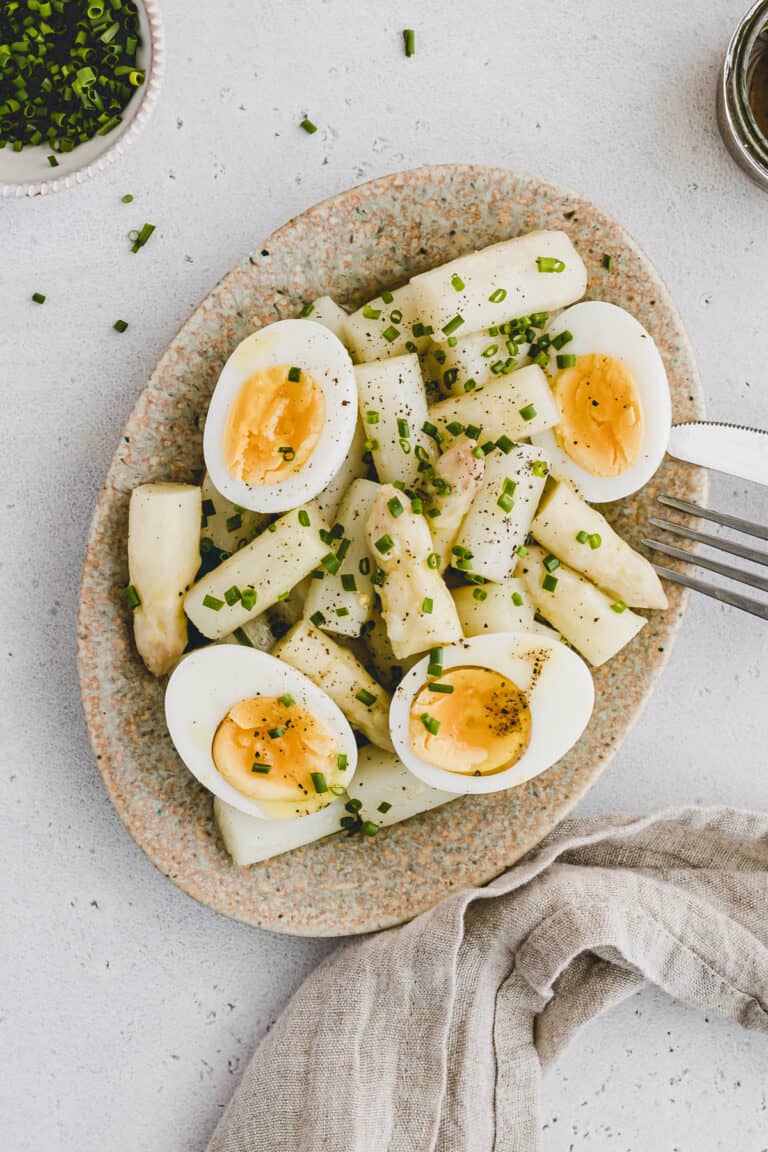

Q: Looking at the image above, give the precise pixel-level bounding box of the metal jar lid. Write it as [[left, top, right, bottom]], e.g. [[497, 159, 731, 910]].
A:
[[717, 0, 768, 189]]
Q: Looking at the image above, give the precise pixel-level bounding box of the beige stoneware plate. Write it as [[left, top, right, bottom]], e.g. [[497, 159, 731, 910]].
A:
[[78, 165, 705, 936]]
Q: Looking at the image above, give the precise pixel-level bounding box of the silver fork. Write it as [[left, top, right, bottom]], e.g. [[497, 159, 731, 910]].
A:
[[643, 495, 768, 621]]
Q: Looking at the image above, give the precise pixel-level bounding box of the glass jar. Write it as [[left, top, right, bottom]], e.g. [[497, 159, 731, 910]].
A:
[[717, 0, 768, 190]]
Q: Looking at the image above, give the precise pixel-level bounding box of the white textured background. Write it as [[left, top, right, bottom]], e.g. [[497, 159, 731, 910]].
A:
[[2, 1, 768, 1149]]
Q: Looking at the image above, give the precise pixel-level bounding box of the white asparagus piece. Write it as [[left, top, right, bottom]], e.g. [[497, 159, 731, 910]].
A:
[[361, 608, 419, 687], [312, 420, 368, 525], [128, 483, 201, 677], [531, 479, 668, 609], [354, 354, 434, 488], [303, 295, 350, 343], [184, 505, 329, 640], [428, 440, 485, 572], [303, 478, 380, 637], [366, 484, 463, 660], [410, 230, 587, 340], [456, 442, 549, 582], [200, 472, 267, 554], [518, 545, 646, 667], [428, 330, 532, 396], [452, 578, 534, 636], [272, 618, 393, 751], [428, 364, 559, 444], [214, 795, 347, 866], [345, 282, 430, 362], [346, 745, 455, 828]]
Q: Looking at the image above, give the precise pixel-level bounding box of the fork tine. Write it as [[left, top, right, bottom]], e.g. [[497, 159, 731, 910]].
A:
[[651, 563, 768, 620], [643, 537, 768, 593], [657, 495, 768, 542], [648, 516, 768, 568]]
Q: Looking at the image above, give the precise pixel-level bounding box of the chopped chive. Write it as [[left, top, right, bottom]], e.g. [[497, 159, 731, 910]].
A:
[[427, 507, 441, 518], [403, 27, 415, 56], [299, 301, 315, 317], [472, 587, 488, 601], [530, 312, 549, 328], [426, 552, 440, 569], [321, 552, 342, 574], [362, 820, 379, 837], [532, 350, 549, 368], [422, 597, 433, 614], [298, 509, 310, 527], [397, 417, 411, 438], [381, 290, 394, 303], [542, 573, 559, 592], [602, 253, 613, 271], [536, 256, 566, 273], [341, 573, 357, 592], [576, 530, 590, 544], [268, 727, 285, 739], [515, 545, 528, 558], [557, 354, 577, 369], [300, 117, 318, 134], [277, 591, 290, 601], [377, 800, 393, 814], [589, 533, 602, 550], [311, 771, 329, 794], [410, 497, 423, 514], [362, 304, 381, 319], [552, 330, 573, 350], [226, 513, 242, 532], [32, 292, 46, 304], [446, 420, 464, 436], [531, 460, 549, 478], [443, 368, 459, 388], [390, 309, 403, 323], [279, 693, 295, 707], [203, 594, 224, 611], [495, 435, 515, 454], [512, 591, 525, 606], [375, 534, 394, 554], [233, 628, 253, 647], [382, 325, 400, 343], [47, 155, 60, 168], [482, 343, 498, 358], [337, 753, 349, 771], [310, 611, 327, 627], [122, 584, 141, 610], [345, 798, 363, 813], [543, 554, 560, 573], [429, 682, 454, 694], [441, 314, 464, 336], [371, 566, 386, 587], [113, 319, 128, 333], [464, 378, 477, 392], [359, 556, 371, 576], [330, 784, 346, 796], [464, 423, 481, 440], [356, 688, 377, 706], [130, 223, 155, 253], [387, 496, 404, 518], [611, 600, 627, 613], [519, 404, 537, 422], [241, 588, 257, 610], [405, 340, 418, 353], [497, 491, 514, 513], [451, 273, 465, 291], [336, 607, 350, 617], [340, 815, 358, 829], [412, 322, 428, 337], [365, 410, 380, 424], [422, 420, 442, 443], [251, 763, 272, 774], [363, 438, 380, 452], [287, 366, 301, 383], [224, 585, 242, 606], [420, 712, 441, 735]]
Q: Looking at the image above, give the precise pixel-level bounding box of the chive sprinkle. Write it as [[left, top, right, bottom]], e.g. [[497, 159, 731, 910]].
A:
[[542, 573, 559, 593], [543, 554, 560, 573], [397, 417, 410, 438], [365, 410, 380, 424], [336, 607, 350, 617], [382, 325, 399, 343], [473, 587, 488, 601], [422, 597, 433, 614], [337, 753, 349, 771], [536, 256, 566, 273], [515, 545, 528, 558], [122, 584, 140, 610], [552, 330, 573, 350], [576, 530, 590, 544], [381, 290, 394, 303], [310, 611, 326, 627], [341, 573, 357, 592], [299, 301, 315, 317], [426, 552, 440, 569], [403, 28, 415, 57], [512, 591, 525, 606], [356, 688, 377, 706], [47, 155, 59, 167], [113, 319, 128, 333], [362, 304, 381, 319], [226, 513, 242, 532], [251, 763, 272, 774], [557, 354, 576, 369], [321, 553, 341, 574], [377, 801, 393, 814], [121, 194, 134, 204], [32, 292, 46, 304], [311, 772, 329, 794], [602, 253, 613, 271], [300, 117, 318, 134], [589, 533, 602, 550], [362, 820, 379, 837], [451, 273, 465, 291], [611, 600, 627, 613], [488, 288, 507, 303], [375, 534, 394, 554], [442, 314, 464, 336], [130, 223, 155, 254], [429, 682, 454, 694], [298, 509, 310, 527], [224, 585, 242, 606], [203, 594, 224, 611], [420, 713, 440, 735], [268, 727, 284, 739], [279, 693, 295, 707], [519, 404, 537, 422], [531, 460, 549, 478], [345, 798, 363, 813], [240, 588, 257, 610], [287, 366, 301, 383]]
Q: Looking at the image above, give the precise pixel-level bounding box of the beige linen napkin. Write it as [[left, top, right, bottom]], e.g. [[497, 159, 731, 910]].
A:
[[208, 808, 768, 1152]]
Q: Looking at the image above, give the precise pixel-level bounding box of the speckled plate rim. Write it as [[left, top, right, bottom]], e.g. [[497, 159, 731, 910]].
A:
[[77, 165, 706, 936]]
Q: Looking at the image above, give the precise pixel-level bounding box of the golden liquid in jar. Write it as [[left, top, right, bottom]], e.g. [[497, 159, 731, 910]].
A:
[[748, 36, 768, 140]]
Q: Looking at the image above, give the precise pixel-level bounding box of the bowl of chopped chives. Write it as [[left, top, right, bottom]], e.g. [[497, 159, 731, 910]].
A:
[[0, 0, 164, 198]]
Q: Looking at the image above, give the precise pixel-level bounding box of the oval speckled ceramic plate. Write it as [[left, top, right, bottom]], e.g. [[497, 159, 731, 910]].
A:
[[78, 165, 705, 936]]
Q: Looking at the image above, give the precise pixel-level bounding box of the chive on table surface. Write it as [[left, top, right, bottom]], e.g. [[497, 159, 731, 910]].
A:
[[2, 1, 768, 1149]]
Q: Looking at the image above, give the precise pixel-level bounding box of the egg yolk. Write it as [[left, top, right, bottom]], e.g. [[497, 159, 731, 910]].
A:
[[212, 695, 341, 817], [552, 353, 643, 477], [409, 666, 531, 776], [223, 364, 325, 487]]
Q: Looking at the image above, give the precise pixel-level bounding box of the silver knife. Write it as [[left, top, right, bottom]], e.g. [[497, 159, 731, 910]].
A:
[[667, 420, 768, 486]]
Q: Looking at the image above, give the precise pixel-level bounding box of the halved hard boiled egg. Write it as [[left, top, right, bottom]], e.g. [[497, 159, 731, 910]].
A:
[[532, 302, 671, 503], [165, 644, 357, 819], [203, 319, 358, 513], [389, 632, 593, 795]]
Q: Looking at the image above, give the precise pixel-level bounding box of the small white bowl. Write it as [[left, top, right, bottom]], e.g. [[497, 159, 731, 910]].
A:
[[389, 631, 594, 795], [0, 0, 165, 198]]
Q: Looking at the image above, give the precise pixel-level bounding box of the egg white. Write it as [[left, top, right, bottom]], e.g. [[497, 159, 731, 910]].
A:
[[165, 644, 358, 819], [203, 319, 358, 513], [389, 631, 594, 795], [532, 301, 671, 503]]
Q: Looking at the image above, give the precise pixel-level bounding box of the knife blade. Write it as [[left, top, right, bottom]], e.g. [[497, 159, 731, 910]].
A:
[[667, 421, 768, 486]]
